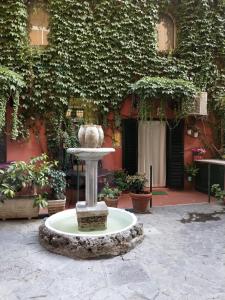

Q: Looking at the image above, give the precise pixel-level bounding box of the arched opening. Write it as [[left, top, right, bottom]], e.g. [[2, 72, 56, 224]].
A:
[[29, 6, 49, 46], [156, 14, 176, 52]]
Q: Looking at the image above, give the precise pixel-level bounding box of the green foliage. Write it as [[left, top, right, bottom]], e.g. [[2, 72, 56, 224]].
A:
[[185, 163, 199, 177], [176, 0, 225, 113], [0, 0, 225, 153], [130, 76, 198, 119], [98, 183, 121, 200], [0, 160, 31, 195], [34, 194, 48, 208], [126, 174, 147, 194], [211, 184, 225, 201], [0, 66, 25, 138], [113, 169, 128, 192], [47, 169, 66, 199], [0, 154, 66, 206]]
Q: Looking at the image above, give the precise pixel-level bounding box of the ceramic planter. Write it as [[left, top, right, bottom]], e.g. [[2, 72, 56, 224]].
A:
[[0, 196, 39, 220], [104, 197, 119, 208], [78, 125, 104, 148], [193, 131, 199, 138], [187, 129, 192, 135], [130, 192, 151, 213], [47, 198, 66, 216]]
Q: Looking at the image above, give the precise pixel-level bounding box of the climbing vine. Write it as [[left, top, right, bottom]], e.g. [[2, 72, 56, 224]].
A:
[[0, 67, 25, 139], [0, 0, 225, 154], [130, 76, 199, 120]]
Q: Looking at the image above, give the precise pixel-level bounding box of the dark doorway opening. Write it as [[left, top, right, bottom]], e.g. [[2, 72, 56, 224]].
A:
[[0, 132, 6, 163]]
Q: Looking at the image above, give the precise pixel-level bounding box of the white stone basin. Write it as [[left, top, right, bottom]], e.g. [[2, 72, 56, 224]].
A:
[[67, 148, 115, 160], [45, 208, 137, 237]]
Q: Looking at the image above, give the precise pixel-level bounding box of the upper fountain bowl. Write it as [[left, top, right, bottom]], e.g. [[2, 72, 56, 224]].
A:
[[67, 147, 115, 160]]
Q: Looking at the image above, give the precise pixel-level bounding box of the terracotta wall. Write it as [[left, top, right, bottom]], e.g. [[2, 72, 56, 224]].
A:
[[102, 98, 134, 170], [6, 109, 47, 162], [184, 118, 214, 164], [102, 98, 214, 170], [6, 98, 214, 169]]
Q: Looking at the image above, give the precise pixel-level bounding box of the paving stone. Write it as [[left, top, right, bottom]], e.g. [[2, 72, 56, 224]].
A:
[[0, 203, 225, 300], [103, 261, 149, 286]]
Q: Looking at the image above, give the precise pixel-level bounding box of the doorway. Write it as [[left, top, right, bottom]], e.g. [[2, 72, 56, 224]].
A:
[[0, 131, 6, 163], [138, 121, 166, 187], [122, 119, 184, 189]]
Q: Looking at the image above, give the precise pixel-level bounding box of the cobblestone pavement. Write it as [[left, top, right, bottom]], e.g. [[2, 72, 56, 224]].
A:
[[1, 203, 225, 300]]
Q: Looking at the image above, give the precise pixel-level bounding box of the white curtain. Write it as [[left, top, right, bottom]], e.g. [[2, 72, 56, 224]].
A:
[[138, 121, 166, 187]]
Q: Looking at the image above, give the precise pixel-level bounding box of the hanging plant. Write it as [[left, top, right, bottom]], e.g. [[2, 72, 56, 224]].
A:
[[130, 76, 199, 120], [0, 66, 25, 139]]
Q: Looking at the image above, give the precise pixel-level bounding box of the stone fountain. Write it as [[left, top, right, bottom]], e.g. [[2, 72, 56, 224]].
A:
[[39, 125, 144, 259]]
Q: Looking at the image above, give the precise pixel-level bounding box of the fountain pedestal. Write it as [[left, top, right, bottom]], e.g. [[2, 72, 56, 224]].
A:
[[67, 148, 115, 231], [76, 201, 108, 231]]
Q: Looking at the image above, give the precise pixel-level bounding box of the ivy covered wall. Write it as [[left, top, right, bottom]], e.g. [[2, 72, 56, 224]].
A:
[[0, 0, 225, 154]]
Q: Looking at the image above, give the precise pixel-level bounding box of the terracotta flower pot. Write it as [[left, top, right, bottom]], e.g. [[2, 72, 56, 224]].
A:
[[104, 197, 118, 208], [130, 192, 151, 213]]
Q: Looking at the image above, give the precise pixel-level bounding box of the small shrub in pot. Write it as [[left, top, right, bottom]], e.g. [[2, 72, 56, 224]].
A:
[[126, 174, 151, 213], [98, 183, 121, 207]]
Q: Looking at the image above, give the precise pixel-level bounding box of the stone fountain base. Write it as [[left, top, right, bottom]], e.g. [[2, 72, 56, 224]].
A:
[[39, 222, 144, 259], [76, 201, 108, 231]]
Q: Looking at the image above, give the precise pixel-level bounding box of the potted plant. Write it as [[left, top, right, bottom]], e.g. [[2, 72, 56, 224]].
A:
[[0, 154, 67, 219], [211, 184, 225, 204], [113, 169, 128, 192], [192, 147, 206, 161], [46, 169, 67, 215], [126, 174, 151, 213], [0, 155, 49, 220], [185, 163, 199, 182], [98, 183, 121, 207]]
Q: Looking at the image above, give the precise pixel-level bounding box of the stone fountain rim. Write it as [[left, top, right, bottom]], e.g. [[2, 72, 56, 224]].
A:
[[67, 147, 115, 154], [45, 207, 137, 238]]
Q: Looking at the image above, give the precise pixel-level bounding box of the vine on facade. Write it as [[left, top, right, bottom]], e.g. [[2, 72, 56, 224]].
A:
[[0, 0, 225, 153]]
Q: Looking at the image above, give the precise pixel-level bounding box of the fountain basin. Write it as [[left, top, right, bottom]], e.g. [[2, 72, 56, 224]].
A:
[[39, 208, 144, 259], [67, 148, 115, 160]]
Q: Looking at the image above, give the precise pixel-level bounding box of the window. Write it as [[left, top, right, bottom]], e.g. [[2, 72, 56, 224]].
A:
[[156, 14, 176, 52], [29, 7, 49, 46]]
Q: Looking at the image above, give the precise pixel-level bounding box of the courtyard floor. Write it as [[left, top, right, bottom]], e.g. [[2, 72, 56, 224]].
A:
[[1, 203, 225, 299], [118, 188, 211, 209]]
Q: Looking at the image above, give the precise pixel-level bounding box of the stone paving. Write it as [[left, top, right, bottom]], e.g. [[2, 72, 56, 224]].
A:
[[1, 203, 225, 300]]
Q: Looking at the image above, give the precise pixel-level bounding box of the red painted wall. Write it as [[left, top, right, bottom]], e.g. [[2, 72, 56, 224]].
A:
[[6, 99, 214, 175], [102, 97, 214, 171], [184, 119, 214, 164], [6, 109, 47, 162], [102, 98, 135, 170]]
